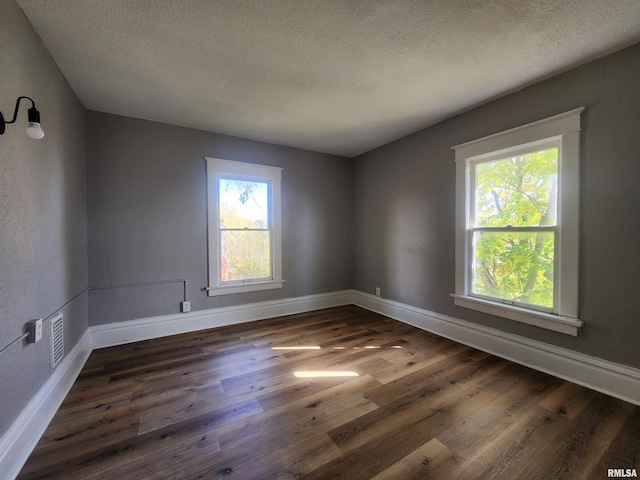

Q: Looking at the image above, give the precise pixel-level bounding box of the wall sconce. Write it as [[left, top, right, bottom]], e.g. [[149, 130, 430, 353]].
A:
[[0, 96, 45, 139]]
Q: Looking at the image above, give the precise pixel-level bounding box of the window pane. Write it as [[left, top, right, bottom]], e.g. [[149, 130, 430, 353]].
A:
[[472, 230, 554, 308], [474, 148, 558, 228], [219, 179, 269, 229], [221, 230, 271, 282]]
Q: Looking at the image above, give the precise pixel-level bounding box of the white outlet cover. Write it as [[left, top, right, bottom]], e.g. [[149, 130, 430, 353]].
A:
[[181, 301, 191, 313]]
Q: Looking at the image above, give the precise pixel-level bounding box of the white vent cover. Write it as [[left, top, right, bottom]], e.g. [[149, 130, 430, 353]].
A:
[[50, 313, 64, 369]]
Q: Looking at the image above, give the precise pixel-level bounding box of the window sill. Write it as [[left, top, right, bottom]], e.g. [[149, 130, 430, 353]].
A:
[[207, 280, 284, 297], [450, 294, 583, 336]]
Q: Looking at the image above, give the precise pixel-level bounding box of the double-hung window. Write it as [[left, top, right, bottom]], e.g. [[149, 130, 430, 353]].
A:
[[206, 157, 283, 296], [452, 108, 585, 336]]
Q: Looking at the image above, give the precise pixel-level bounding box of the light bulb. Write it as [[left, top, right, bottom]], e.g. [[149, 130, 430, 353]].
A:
[[26, 122, 45, 139]]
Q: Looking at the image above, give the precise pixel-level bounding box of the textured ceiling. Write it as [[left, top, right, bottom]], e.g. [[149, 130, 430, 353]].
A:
[[16, 0, 640, 157]]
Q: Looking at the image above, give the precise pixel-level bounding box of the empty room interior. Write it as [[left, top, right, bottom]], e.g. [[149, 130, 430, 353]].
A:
[[1, 0, 640, 478]]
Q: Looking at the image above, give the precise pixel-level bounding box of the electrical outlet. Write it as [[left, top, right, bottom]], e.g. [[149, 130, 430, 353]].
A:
[[26, 319, 43, 343], [375, 287, 381, 297], [181, 301, 191, 313]]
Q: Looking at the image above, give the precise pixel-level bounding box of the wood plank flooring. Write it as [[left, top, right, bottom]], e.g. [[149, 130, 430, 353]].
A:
[[18, 305, 639, 479]]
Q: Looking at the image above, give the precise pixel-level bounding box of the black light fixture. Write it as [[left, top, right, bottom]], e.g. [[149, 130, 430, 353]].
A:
[[0, 96, 45, 139]]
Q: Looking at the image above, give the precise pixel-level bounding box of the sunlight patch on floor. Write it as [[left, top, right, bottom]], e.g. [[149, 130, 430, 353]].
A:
[[293, 371, 359, 378], [271, 346, 321, 350]]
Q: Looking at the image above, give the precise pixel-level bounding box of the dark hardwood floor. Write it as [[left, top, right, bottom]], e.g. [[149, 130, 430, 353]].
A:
[[17, 305, 639, 479]]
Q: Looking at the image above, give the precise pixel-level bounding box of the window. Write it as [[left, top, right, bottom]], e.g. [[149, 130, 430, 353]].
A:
[[206, 157, 283, 296], [451, 108, 585, 336]]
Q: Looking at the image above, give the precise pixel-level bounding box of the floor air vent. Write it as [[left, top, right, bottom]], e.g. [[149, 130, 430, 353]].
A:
[[50, 313, 64, 369]]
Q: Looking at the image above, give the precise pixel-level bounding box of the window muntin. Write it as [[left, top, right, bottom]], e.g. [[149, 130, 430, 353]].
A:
[[452, 108, 585, 336], [469, 145, 558, 311], [206, 158, 283, 296]]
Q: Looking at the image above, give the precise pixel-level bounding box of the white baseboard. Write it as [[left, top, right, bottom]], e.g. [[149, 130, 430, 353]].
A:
[[0, 329, 93, 480], [352, 290, 640, 406], [90, 290, 354, 349]]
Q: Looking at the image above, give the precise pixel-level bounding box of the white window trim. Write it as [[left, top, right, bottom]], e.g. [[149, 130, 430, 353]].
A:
[[451, 107, 585, 336], [205, 157, 283, 296]]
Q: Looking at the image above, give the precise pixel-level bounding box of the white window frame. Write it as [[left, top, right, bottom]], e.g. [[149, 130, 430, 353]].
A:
[[205, 157, 283, 296], [451, 108, 585, 336]]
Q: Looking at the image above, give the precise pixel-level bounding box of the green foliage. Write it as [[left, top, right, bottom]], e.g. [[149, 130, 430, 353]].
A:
[[472, 148, 557, 308], [221, 229, 270, 281], [474, 231, 554, 307], [475, 148, 557, 227]]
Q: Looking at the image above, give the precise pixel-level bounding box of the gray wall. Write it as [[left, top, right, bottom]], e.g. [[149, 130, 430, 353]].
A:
[[0, 0, 88, 436], [354, 42, 640, 368], [87, 112, 353, 325]]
